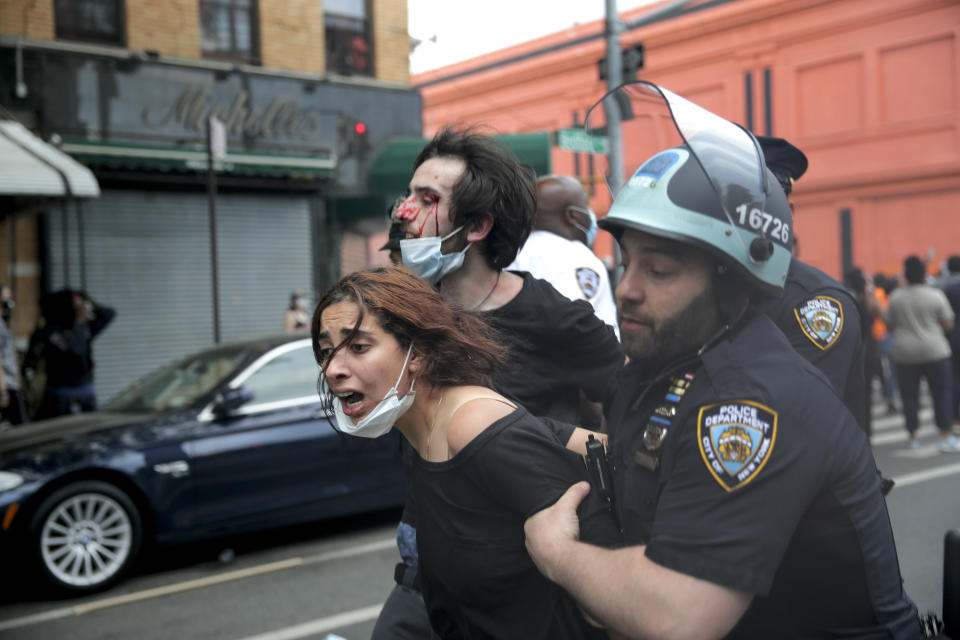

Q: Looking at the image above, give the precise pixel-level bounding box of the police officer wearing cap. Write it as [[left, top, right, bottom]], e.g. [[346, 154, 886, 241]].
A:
[[523, 86, 921, 639], [754, 136, 871, 436]]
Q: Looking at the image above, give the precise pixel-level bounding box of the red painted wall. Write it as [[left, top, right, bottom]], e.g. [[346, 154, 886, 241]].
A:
[[413, 0, 960, 281]]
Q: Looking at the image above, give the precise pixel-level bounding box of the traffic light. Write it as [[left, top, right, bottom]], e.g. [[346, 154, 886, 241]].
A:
[[339, 117, 370, 159], [598, 43, 646, 81]]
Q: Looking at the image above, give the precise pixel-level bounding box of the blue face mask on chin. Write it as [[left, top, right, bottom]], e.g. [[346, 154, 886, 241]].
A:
[[400, 225, 471, 285], [570, 206, 598, 247]]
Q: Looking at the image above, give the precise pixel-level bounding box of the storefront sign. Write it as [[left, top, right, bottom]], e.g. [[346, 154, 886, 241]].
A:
[[142, 85, 328, 142]]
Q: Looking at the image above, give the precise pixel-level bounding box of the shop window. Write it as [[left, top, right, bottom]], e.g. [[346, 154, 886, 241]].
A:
[[54, 0, 125, 46], [325, 0, 373, 77], [200, 0, 259, 63]]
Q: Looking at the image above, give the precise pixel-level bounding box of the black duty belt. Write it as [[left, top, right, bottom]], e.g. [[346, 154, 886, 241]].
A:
[[394, 562, 421, 591]]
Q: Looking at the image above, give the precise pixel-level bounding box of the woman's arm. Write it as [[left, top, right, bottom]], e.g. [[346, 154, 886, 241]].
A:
[[565, 427, 607, 456]]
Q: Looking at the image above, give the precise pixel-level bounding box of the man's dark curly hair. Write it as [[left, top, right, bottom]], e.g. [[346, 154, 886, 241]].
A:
[[414, 127, 536, 269]]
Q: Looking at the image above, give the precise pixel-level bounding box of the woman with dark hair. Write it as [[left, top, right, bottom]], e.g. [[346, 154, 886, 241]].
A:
[[312, 266, 619, 640]]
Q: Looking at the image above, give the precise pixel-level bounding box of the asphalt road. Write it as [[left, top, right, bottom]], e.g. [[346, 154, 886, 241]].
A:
[[1, 394, 957, 640]]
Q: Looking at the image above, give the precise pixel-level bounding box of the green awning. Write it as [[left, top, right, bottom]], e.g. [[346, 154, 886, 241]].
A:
[[61, 139, 335, 179], [367, 132, 551, 197], [327, 195, 390, 222]]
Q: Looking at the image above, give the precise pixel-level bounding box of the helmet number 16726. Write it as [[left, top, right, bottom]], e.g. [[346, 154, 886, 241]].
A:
[[735, 204, 790, 245]]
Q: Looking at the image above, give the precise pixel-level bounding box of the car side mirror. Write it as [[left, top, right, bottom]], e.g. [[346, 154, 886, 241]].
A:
[[213, 387, 254, 417]]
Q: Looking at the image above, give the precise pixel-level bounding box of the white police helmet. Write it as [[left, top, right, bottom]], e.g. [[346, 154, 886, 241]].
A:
[[585, 82, 792, 296]]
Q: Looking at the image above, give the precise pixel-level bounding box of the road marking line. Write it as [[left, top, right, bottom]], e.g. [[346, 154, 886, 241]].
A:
[[72, 557, 305, 614], [893, 461, 960, 487], [232, 604, 383, 640], [871, 408, 932, 433], [0, 536, 395, 631], [872, 425, 939, 446], [892, 447, 942, 459], [0, 608, 73, 632], [299, 538, 396, 567]]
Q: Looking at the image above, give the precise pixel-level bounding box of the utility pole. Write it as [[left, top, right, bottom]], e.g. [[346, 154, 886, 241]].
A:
[[604, 0, 625, 197], [207, 116, 226, 344], [604, 0, 625, 284]]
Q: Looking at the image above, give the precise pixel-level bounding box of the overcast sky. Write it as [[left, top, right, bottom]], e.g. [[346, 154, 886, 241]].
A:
[[408, 0, 660, 74]]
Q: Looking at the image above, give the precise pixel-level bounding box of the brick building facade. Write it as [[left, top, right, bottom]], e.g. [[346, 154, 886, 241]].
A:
[[413, 0, 960, 281]]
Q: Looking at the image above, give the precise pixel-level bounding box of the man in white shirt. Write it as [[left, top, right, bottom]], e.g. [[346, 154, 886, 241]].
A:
[[509, 175, 619, 337]]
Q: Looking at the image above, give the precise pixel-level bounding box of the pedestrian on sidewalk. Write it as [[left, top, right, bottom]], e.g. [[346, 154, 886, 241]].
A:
[[28, 289, 116, 420], [886, 255, 958, 452], [0, 284, 27, 426], [283, 290, 309, 334]]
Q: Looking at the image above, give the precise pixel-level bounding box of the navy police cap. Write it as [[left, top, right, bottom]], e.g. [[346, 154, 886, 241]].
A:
[[757, 136, 808, 195]]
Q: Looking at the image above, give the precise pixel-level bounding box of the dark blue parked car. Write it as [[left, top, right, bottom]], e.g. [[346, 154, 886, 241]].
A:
[[0, 334, 404, 595]]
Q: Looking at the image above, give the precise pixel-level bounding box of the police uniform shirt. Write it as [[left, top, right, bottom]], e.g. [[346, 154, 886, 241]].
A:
[[758, 258, 868, 429], [413, 406, 620, 640], [483, 272, 624, 425], [508, 231, 620, 337], [608, 311, 921, 639]]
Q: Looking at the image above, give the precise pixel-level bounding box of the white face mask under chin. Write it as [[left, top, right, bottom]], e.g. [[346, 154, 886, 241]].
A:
[[331, 343, 416, 439], [400, 225, 471, 285]]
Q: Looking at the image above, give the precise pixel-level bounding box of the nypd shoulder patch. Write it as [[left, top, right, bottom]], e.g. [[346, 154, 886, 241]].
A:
[[794, 295, 844, 350], [698, 400, 777, 492], [576, 267, 600, 299]]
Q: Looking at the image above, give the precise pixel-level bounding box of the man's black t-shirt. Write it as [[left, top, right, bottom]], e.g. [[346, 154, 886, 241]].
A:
[[608, 310, 921, 639], [413, 406, 620, 640], [487, 272, 623, 424]]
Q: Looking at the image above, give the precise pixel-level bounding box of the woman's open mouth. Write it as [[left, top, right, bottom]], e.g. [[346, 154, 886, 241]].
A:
[[338, 391, 366, 417]]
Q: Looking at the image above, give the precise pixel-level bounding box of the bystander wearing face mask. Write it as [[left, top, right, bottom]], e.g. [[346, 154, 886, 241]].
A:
[[400, 226, 472, 284], [570, 206, 598, 247]]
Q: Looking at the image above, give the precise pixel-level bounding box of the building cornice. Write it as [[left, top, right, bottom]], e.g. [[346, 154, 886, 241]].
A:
[[0, 35, 414, 92]]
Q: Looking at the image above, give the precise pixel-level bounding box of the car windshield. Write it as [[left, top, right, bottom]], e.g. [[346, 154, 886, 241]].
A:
[[102, 344, 256, 413]]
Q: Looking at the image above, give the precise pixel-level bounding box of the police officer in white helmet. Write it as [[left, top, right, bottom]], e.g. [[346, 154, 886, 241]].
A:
[[523, 83, 922, 640]]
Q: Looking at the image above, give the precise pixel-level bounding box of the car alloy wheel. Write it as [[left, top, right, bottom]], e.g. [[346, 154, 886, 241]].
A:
[[30, 481, 142, 593]]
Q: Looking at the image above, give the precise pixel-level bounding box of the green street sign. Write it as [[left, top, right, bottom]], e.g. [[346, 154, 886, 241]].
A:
[[555, 128, 609, 154]]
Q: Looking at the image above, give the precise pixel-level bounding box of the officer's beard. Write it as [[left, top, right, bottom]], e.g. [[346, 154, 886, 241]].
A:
[[620, 282, 721, 375]]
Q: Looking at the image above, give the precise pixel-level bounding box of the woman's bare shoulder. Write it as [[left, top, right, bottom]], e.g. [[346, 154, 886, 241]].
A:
[[445, 387, 516, 454]]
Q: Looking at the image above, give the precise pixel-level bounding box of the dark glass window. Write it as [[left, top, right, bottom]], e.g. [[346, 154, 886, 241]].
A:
[[55, 0, 125, 46], [242, 346, 319, 406], [200, 0, 258, 62], [325, 0, 373, 76]]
